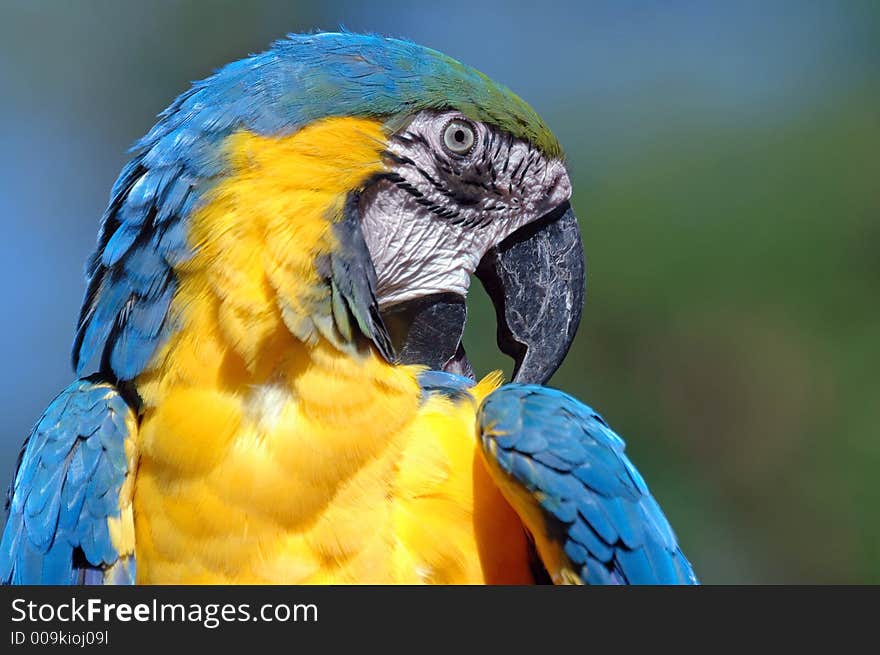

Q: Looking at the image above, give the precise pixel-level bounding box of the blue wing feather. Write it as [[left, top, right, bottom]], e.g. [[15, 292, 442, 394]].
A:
[[1, 380, 136, 585], [477, 384, 698, 585]]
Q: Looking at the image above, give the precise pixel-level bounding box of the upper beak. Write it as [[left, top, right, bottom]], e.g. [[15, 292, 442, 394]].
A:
[[476, 201, 586, 384]]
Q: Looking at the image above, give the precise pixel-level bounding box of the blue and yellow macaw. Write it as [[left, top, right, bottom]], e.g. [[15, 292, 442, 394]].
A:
[[0, 32, 697, 585]]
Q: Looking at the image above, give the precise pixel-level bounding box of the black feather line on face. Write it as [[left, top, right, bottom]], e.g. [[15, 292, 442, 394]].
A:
[[500, 133, 514, 174], [509, 153, 526, 184], [379, 152, 470, 222], [382, 117, 551, 234], [518, 147, 536, 186]]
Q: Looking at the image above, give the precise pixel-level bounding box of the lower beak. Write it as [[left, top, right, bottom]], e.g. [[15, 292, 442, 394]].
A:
[[382, 292, 471, 376], [383, 201, 585, 385], [476, 201, 585, 384]]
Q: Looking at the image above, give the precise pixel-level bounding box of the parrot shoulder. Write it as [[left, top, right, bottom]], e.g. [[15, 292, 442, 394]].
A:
[[0, 378, 138, 584], [476, 384, 698, 585]]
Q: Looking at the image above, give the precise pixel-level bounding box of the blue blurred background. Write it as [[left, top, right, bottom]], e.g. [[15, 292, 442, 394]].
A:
[[1, 1, 878, 583]]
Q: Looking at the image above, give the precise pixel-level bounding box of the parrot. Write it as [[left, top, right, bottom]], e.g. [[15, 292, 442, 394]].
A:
[[0, 32, 698, 585]]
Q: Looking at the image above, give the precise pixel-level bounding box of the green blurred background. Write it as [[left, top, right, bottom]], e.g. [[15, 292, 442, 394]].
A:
[[1, 1, 878, 583]]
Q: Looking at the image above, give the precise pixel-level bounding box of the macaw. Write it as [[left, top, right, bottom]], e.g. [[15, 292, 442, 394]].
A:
[[0, 32, 697, 585]]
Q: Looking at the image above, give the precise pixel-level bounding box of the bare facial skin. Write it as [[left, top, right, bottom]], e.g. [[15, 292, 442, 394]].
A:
[[360, 110, 572, 308]]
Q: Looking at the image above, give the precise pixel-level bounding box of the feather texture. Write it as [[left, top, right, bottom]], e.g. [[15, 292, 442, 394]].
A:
[[477, 384, 698, 585], [0, 380, 137, 585]]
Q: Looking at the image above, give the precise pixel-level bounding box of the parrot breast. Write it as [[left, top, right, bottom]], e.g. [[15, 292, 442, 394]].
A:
[[133, 338, 533, 583]]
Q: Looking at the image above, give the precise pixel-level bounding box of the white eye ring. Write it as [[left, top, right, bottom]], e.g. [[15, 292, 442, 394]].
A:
[[442, 119, 476, 155]]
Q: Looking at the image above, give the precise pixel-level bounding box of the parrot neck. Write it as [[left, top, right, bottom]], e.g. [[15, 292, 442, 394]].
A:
[[136, 115, 395, 388], [134, 115, 422, 430]]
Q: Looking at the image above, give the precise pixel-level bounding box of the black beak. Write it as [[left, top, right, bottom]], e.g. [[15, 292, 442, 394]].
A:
[[476, 201, 585, 384], [383, 201, 585, 385], [382, 292, 474, 380]]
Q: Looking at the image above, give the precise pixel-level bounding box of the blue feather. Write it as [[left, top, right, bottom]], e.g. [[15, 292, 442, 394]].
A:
[[477, 384, 698, 585], [575, 494, 618, 545], [25, 463, 65, 520], [101, 223, 141, 267], [124, 168, 166, 210], [0, 380, 136, 585], [18, 542, 43, 585], [539, 495, 578, 524], [512, 430, 548, 455], [155, 175, 191, 224], [532, 450, 576, 472], [585, 556, 619, 585], [563, 540, 588, 566], [75, 278, 131, 376], [42, 541, 72, 585], [569, 517, 614, 563], [0, 520, 22, 580], [573, 461, 636, 500], [616, 546, 656, 584], [110, 326, 170, 380]]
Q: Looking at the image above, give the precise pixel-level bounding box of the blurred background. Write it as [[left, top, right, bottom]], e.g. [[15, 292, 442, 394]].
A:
[[0, 1, 877, 583]]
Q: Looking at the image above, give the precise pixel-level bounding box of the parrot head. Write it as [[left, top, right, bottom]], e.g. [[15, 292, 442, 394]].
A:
[[74, 32, 585, 387], [362, 107, 583, 384]]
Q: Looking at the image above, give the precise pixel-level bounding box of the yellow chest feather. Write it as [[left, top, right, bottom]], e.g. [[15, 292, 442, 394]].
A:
[[133, 343, 530, 583]]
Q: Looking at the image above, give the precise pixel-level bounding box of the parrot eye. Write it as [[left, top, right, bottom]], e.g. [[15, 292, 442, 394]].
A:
[[442, 119, 476, 155]]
